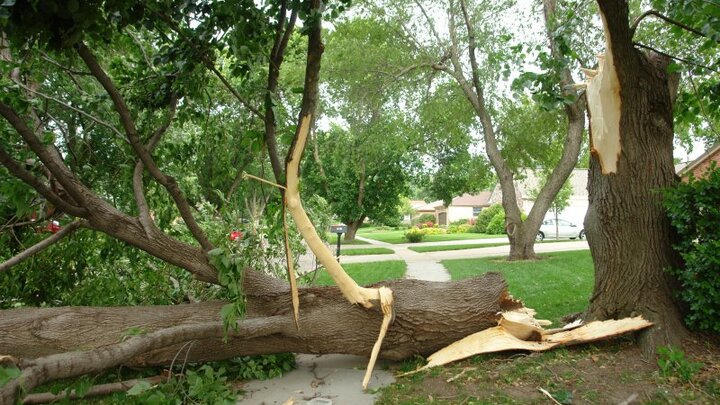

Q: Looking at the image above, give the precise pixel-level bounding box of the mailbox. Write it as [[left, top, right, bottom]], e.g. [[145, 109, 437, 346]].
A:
[[330, 224, 347, 234]]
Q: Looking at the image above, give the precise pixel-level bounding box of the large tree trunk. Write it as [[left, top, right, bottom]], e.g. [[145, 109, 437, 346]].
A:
[[0, 270, 518, 365], [507, 224, 539, 261], [343, 218, 364, 241], [584, 2, 686, 351]]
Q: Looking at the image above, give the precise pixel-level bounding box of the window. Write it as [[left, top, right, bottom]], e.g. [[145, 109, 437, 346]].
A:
[[473, 207, 482, 216]]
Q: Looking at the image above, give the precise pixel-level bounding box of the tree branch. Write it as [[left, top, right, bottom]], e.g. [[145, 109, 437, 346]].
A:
[[22, 375, 166, 405], [0, 147, 86, 217], [630, 9, 711, 39], [456, 0, 521, 224], [0, 101, 88, 205], [12, 78, 127, 142], [133, 95, 179, 236], [265, 2, 298, 184], [0, 219, 85, 272], [1, 316, 292, 404], [633, 42, 719, 73], [76, 42, 213, 252]]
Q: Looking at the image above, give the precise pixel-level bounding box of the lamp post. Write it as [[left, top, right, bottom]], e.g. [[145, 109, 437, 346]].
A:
[[329, 224, 347, 261]]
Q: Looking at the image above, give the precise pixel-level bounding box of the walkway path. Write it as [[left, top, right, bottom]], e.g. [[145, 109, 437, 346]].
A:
[[353, 236, 451, 281], [340, 236, 589, 269]]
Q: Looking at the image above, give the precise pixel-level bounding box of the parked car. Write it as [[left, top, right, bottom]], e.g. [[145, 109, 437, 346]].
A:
[[537, 218, 585, 241]]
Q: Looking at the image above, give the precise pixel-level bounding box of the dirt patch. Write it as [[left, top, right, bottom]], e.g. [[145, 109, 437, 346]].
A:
[[378, 336, 720, 404]]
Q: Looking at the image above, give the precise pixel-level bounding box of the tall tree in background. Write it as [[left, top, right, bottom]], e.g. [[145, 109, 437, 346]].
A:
[[369, 0, 585, 260]]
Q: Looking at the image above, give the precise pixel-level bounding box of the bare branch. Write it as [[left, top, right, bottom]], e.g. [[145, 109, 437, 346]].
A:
[[264, 3, 299, 183], [0, 219, 85, 273], [133, 95, 179, 236], [0, 101, 88, 205], [22, 375, 166, 405], [631, 9, 712, 40], [413, 0, 444, 45], [633, 42, 719, 73], [39, 54, 92, 76], [12, 79, 127, 142], [0, 147, 86, 217], [76, 42, 213, 251], [1, 316, 292, 404]]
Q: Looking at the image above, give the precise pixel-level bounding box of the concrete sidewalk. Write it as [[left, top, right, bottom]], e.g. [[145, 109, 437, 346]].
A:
[[240, 354, 394, 404]]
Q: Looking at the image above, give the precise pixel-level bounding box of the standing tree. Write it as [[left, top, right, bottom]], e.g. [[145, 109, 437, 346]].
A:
[[581, 0, 719, 350], [368, 0, 586, 260]]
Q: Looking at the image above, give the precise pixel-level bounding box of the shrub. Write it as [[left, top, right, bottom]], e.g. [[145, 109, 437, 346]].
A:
[[486, 211, 506, 235], [450, 219, 469, 225], [447, 224, 473, 234], [423, 227, 447, 235], [664, 164, 720, 333], [404, 227, 425, 243], [417, 213, 436, 225], [474, 204, 503, 233]]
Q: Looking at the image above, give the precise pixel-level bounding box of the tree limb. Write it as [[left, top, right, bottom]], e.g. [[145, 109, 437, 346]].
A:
[[0, 101, 88, 205], [0, 147, 86, 217], [76, 42, 213, 252], [630, 9, 712, 40], [1, 316, 292, 404], [456, 0, 522, 224], [22, 375, 166, 405], [265, 2, 299, 184], [133, 95, 179, 236], [0, 219, 85, 272], [12, 78, 128, 142], [632, 42, 719, 73]]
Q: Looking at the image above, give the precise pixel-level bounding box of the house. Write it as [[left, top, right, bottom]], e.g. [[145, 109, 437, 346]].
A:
[[434, 192, 493, 226], [677, 143, 720, 180], [489, 169, 589, 226]]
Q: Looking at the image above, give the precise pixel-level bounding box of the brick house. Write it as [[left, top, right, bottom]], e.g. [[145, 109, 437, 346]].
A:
[[678, 143, 720, 180]]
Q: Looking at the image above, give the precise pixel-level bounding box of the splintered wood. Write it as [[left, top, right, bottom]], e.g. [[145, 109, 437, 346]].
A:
[[407, 313, 652, 373]]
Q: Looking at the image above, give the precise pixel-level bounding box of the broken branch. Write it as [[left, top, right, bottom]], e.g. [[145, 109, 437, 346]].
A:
[[0, 219, 86, 273]]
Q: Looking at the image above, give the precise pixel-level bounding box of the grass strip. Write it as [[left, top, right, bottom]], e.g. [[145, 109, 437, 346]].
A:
[[313, 260, 407, 286], [442, 250, 594, 324]]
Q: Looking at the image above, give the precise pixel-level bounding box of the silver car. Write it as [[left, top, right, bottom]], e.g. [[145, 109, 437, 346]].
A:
[[537, 218, 585, 241]]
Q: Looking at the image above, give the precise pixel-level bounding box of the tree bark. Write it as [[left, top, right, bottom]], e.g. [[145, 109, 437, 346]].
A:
[[585, 1, 687, 351], [344, 218, 364, 241], [0, 271, 518, 364]]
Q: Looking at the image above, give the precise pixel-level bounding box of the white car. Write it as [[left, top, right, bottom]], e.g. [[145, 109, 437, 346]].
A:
[[537, 218, 585, 241]]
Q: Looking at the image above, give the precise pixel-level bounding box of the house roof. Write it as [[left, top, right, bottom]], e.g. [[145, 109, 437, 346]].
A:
[[450, 192, 492, 207], [678, 143, 720, 176], [409, 200, 427, 209], [416, 200, 443, 211]]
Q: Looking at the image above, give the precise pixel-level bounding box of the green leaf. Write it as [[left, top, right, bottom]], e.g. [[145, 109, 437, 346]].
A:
[[126, 380, 152, 396], [0, 366, 21, 388]]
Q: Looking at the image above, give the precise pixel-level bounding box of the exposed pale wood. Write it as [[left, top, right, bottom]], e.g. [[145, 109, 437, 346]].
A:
[[415, 316, 653, 371], [587, 10, 622, 174]]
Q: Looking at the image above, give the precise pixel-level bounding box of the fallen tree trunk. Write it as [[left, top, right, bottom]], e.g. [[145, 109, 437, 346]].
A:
[[0, 270, 519, 365]]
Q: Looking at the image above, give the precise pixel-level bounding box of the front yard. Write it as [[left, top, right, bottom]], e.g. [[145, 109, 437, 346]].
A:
[[357, 226, 498, 244]]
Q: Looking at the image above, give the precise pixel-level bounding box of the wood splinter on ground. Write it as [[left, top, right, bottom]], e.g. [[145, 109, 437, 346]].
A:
[[403, 303, 653, 374]]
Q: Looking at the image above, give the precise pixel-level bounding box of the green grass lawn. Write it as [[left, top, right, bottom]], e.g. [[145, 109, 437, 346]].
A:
[[442, 250, 594, 325], [340, 247, 395, 256], [324, 234, 369, 245], [408, 239, 578, 253], [408, 242, 508, 252], [357, 228, 499, 244], [312, 260, 406, 286]]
